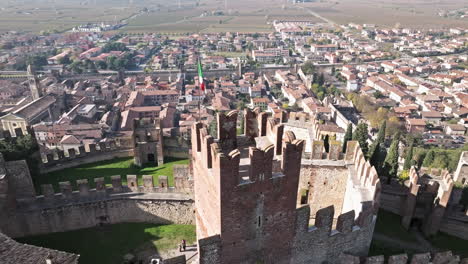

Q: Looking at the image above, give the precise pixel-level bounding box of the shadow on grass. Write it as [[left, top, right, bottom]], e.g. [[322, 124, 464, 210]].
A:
[[16, 223, 196, 264], [371, 210, 468, 258]]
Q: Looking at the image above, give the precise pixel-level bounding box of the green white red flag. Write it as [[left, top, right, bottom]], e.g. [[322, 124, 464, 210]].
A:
[[197, 60, 205, 93]]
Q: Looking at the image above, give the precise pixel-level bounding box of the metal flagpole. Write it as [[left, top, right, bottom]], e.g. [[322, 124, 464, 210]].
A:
[[198, 59, 201, 122]]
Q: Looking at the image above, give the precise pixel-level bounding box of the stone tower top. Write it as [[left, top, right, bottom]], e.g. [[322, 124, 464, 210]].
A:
[[27, 64, 43, 100]]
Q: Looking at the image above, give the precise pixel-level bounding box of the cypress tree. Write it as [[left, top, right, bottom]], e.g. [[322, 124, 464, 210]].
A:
[[383, 134, 400, 183], [368, 120, 386, 161], [353, 123, 369, 157], [403, 141, 414, 170], [318, 73, 325, 86], [324, 135, 330, 153], [343, 123, 353, 153], [422, 150, 435, 168]]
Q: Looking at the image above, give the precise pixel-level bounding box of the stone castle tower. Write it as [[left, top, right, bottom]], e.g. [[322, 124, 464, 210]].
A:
[[191, 109, 381, 264], [133, 118, 164, 167], [27, 64, 43, 101]]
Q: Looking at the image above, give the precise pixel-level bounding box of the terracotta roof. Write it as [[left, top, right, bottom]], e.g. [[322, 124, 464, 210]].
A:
[[60, 135, 81, 145], [13, 95, 56, 121], [407, 119, 426, 126], [421, 111, 443, 118]]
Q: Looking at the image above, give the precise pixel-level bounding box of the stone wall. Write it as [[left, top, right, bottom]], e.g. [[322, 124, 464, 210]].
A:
[[340, 251, 467, 264], [4, 160, 36, 200], [40, 148, 134, 174], [304, 162, 349, 218], [1, 161, 195, 238], [379, 179, 468, 241], [439, 215, 468, 240], [2, 196, 194, 238], [164, 136, 190, 159], [379, 189, 406, 215]]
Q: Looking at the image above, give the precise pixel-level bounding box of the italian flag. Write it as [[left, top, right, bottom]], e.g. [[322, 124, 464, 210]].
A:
[[198, 60, 205, 93]]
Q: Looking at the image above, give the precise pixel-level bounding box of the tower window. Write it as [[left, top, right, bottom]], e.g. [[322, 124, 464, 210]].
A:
[[257, 216, 262, 228]]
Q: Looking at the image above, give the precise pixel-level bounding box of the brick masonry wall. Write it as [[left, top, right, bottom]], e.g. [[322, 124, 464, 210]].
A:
[[307, 166, 349, 218], [292, 206, 376, 264]]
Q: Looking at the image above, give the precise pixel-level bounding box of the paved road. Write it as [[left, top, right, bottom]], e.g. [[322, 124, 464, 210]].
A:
[[296, 6, 337, 26]]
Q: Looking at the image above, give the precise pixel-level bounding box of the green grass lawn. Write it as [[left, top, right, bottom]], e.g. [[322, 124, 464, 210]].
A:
[[34, 157, 189, 194], [17, 223, 196, 264]]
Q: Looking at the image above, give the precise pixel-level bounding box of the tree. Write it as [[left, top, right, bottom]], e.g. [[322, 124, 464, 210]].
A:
[[403, 140, 414, 170], [101, 42, 129, 53], [69, 61, 83, 74], [433, 152, 449, 169], [422, 150, 435, 168], [343, 123, 353, 153], [301, 61, 315, 75], [324, 135, 330, 153], [0, 135, 39, 178], [208, 119, 217, 138], [95, 60, 107, 70], [57, 55, 71, 65], [317, 73, 325, 86], [26, 54, 48, 68], [383, 134, 400, 183], [368, 120, 386, 160], [353, 123, 369, 157], [460, 186, 468, 211]]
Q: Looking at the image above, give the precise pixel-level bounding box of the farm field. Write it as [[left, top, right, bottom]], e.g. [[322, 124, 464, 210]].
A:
[[122, 3, 318, 34], [0, 1, 140, 33], [34, 157, 189, 194], [300, 0, 468, 28], [17, 223, 196, 264], [0, 0, 466, 33]]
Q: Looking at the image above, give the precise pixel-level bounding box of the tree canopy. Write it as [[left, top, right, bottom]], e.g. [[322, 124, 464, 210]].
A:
[[101, 42, 129, 53], [353, 123, 369, 157], [342, 123, 353, 153], [383, 133, 400, 182]]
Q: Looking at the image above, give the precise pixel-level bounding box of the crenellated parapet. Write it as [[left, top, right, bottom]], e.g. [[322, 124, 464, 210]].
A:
[[192, 110, 306, 263], [17, 166, 193, 210], [192, 110, 304, 188], [217, 110, 238, 151], [302, 139, 380, 220], [292, 204, 375, 263], [40, 140, 125, 168], [340, 251, 467, 264]]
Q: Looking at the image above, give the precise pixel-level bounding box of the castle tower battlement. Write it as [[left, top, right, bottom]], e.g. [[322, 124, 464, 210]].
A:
[[298, 139, 381, 227], [192, 110, 380, 264], [192, 109, 305, 263], [399, 166, 455, 237]]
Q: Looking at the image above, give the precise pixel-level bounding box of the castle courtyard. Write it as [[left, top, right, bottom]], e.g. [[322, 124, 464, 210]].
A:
[[17, 223, 196, 264]]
